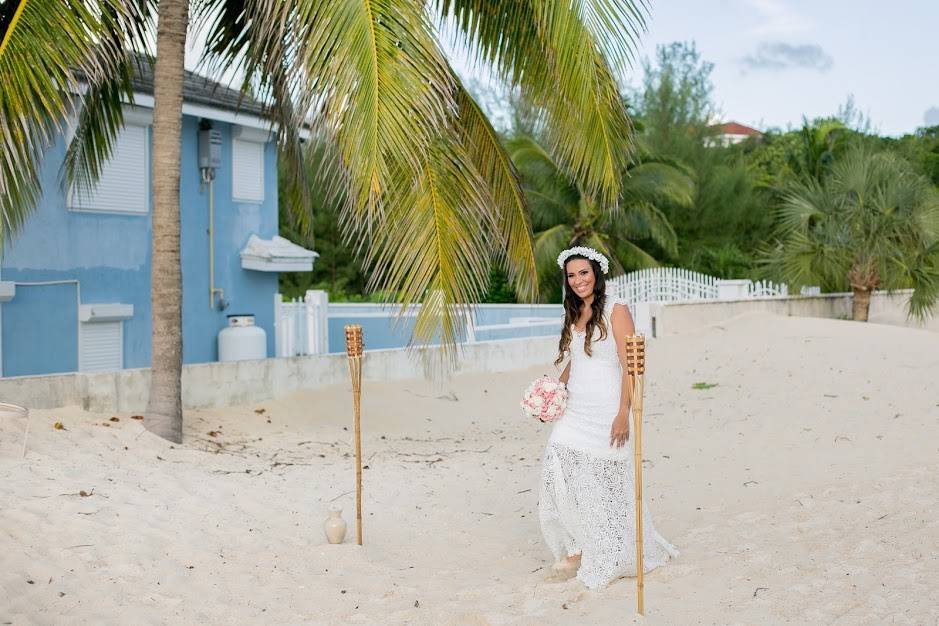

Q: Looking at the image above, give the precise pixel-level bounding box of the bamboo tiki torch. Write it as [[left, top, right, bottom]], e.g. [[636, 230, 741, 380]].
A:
[[624, 335, 646, 615], [344, 324, 365, 546]]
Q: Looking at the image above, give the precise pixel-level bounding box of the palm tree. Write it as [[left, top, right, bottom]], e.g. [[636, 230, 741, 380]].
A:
[[508, 134, 692, 300], [761, 147, 939, 322], [2, 0, 648, 441], [147, 0, 188, 442], [788, 118, 848, 183]]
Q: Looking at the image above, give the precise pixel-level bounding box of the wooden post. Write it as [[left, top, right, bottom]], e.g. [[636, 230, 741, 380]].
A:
[[624, 335, 646, 615], [344, 324, 364, 545]]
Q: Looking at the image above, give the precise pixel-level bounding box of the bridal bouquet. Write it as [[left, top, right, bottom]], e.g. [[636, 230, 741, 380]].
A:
[[521, 376, 568, 422]]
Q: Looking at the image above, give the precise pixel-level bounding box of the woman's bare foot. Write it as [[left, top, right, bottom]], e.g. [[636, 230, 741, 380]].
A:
[[551, 554, 582, 581]]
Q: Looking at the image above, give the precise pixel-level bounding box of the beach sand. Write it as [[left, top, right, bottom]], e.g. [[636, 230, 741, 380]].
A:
[[2, 311, 937, 625]]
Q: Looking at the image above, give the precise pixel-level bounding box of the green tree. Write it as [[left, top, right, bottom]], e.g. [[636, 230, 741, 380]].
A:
[[760, 148, 939, 321], [633, 41, 715, 157], [1, 0, 649, 440], [787, 118, 849, 183], [508, 134, 691, 301], [631, 41, 773, 278], [884, 125, 939, 186]]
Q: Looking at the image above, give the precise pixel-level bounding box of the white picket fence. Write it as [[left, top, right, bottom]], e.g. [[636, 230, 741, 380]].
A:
[[608, 268, 789, 304], [608, 267, 718, 303], [607, 268, 794, 336], [276, 271, 810, 355], [274, 291, 562, 356], [274, 290, 329, 357]]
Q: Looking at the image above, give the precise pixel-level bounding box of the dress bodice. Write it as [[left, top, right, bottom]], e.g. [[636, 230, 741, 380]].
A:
[[567, 296, 623, 369]]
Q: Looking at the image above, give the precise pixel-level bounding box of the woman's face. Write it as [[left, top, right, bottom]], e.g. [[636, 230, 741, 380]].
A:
[[565, 258, 595, 299]]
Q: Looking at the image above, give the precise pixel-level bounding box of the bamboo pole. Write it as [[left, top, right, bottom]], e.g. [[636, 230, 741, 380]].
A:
[[344, 324, 364, 546], [624, 335, 646, 615]]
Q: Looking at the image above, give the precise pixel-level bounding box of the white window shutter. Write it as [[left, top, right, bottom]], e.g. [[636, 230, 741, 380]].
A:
[[232, 138, 265, 202], [79, 321, 123, 372], [70, 124, 149, 214]]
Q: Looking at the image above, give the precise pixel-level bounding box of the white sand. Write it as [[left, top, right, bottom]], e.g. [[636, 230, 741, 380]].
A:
[[2, 312, 937, 625]]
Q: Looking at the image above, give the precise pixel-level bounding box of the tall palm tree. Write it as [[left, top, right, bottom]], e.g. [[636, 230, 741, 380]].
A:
[[508, 134, 692, 300], [762, 147, 939, 322], [2, 0, 648, 441], [147, 0, 188, 442]]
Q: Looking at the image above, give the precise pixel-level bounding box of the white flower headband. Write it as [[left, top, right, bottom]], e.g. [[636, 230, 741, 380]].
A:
[[556, 246, 609, 275]]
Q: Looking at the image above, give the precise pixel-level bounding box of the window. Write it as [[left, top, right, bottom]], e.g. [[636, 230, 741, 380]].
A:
[[232, 137, 265, 203], [69, 110, 150, 214]]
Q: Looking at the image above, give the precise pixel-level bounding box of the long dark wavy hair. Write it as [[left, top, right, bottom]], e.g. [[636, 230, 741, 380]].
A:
[[555, 255, 607, 366]]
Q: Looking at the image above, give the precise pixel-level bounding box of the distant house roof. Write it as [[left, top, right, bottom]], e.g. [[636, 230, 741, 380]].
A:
[[711, 121, 762, 137], [75, 54, 269, 119]]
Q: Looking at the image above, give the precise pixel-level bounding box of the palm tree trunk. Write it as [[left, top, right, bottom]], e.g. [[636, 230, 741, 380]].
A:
[[145, 0, 188, 443], [851, 286, 872, 322]]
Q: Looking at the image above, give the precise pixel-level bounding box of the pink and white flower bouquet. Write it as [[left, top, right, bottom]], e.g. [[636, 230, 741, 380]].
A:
[[521, 376, 568, 422]]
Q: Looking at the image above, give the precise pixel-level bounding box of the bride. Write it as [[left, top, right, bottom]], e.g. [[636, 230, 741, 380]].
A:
[[539, 246, 678, 590]]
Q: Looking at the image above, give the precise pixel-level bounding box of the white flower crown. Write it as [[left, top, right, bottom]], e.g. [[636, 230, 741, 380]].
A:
[[557, 246, 609, 275]]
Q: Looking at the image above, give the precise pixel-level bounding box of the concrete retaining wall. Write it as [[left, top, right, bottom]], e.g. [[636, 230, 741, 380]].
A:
[[0, 336, 558, 413], [651, 289, 937, 336], [4, 289, 934, 413]]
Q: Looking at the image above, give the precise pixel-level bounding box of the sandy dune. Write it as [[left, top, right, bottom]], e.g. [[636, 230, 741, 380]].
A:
[[2, 311, 937, 625]]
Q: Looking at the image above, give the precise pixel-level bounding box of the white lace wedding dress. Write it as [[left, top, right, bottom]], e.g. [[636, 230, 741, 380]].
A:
[[539, 296, 678, 590]]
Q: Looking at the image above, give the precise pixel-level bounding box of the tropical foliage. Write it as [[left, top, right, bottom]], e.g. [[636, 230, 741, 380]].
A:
[[508, 133, 691, 300], [760, 147, 939, 321]]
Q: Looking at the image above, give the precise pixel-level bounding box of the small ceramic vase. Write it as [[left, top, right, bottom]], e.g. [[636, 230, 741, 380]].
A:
[[324, 507, 347, 544]]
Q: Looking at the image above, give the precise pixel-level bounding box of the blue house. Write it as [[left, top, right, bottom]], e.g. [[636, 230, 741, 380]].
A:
[[0, 63, 316, 378]]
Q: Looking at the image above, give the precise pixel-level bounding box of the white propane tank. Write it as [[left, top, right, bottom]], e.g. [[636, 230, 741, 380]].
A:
[[218, 315, 267, 362]]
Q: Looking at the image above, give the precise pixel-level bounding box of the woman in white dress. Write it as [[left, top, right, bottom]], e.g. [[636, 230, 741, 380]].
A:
[[539, 246, 678, 590]]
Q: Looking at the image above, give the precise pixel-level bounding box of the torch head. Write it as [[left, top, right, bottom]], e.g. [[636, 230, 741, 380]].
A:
[[344, 324, 364, 357], [624, 335, 646, 375]]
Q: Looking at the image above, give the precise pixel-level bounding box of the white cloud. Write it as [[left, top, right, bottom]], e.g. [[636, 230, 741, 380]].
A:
[[923, 107, 939, 127], [741, 42, 833, 73], [744, 0, 814, 36]]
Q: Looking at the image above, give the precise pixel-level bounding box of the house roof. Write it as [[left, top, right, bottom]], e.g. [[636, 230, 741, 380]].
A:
[[76, 54, 269, 118], [711, 121, 762, 136]]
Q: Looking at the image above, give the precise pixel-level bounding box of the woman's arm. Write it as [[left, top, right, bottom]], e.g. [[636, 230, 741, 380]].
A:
[[610, 302, 636, 447], [558, 360, 572, 385]]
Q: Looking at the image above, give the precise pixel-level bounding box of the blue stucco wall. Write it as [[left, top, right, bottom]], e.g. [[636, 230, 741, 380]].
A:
[[1, 113, 279, 377], [324, 304, 563, 354], [179, 118, 278, 363]]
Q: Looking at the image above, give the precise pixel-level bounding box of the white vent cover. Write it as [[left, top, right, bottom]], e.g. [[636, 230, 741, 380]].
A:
[[69, 124, 149, 214], [79, 321, 123, 372], [232, 138, 265, 203]]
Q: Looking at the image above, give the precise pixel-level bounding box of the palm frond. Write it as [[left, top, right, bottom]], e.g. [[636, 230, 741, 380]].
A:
[[362, 137, 497, 362], [620, 161, 695, 209], [237, 0, 455, 226], [774, 180, 830, 235], [508, 134, 579, 227], [611, 237, 660, 272], [906, 240, 939, 320], [0, 0, 145, 247], [533, 223, 573, 300], [453, 82, 537, 301], [611, 200, 678, 257], [435, 0, 646, 205]]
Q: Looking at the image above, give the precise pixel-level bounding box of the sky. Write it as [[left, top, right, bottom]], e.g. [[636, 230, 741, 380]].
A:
[[629, 0, 939, 136], [444, 0, 939, 137], [184, 1, 939, 138]]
